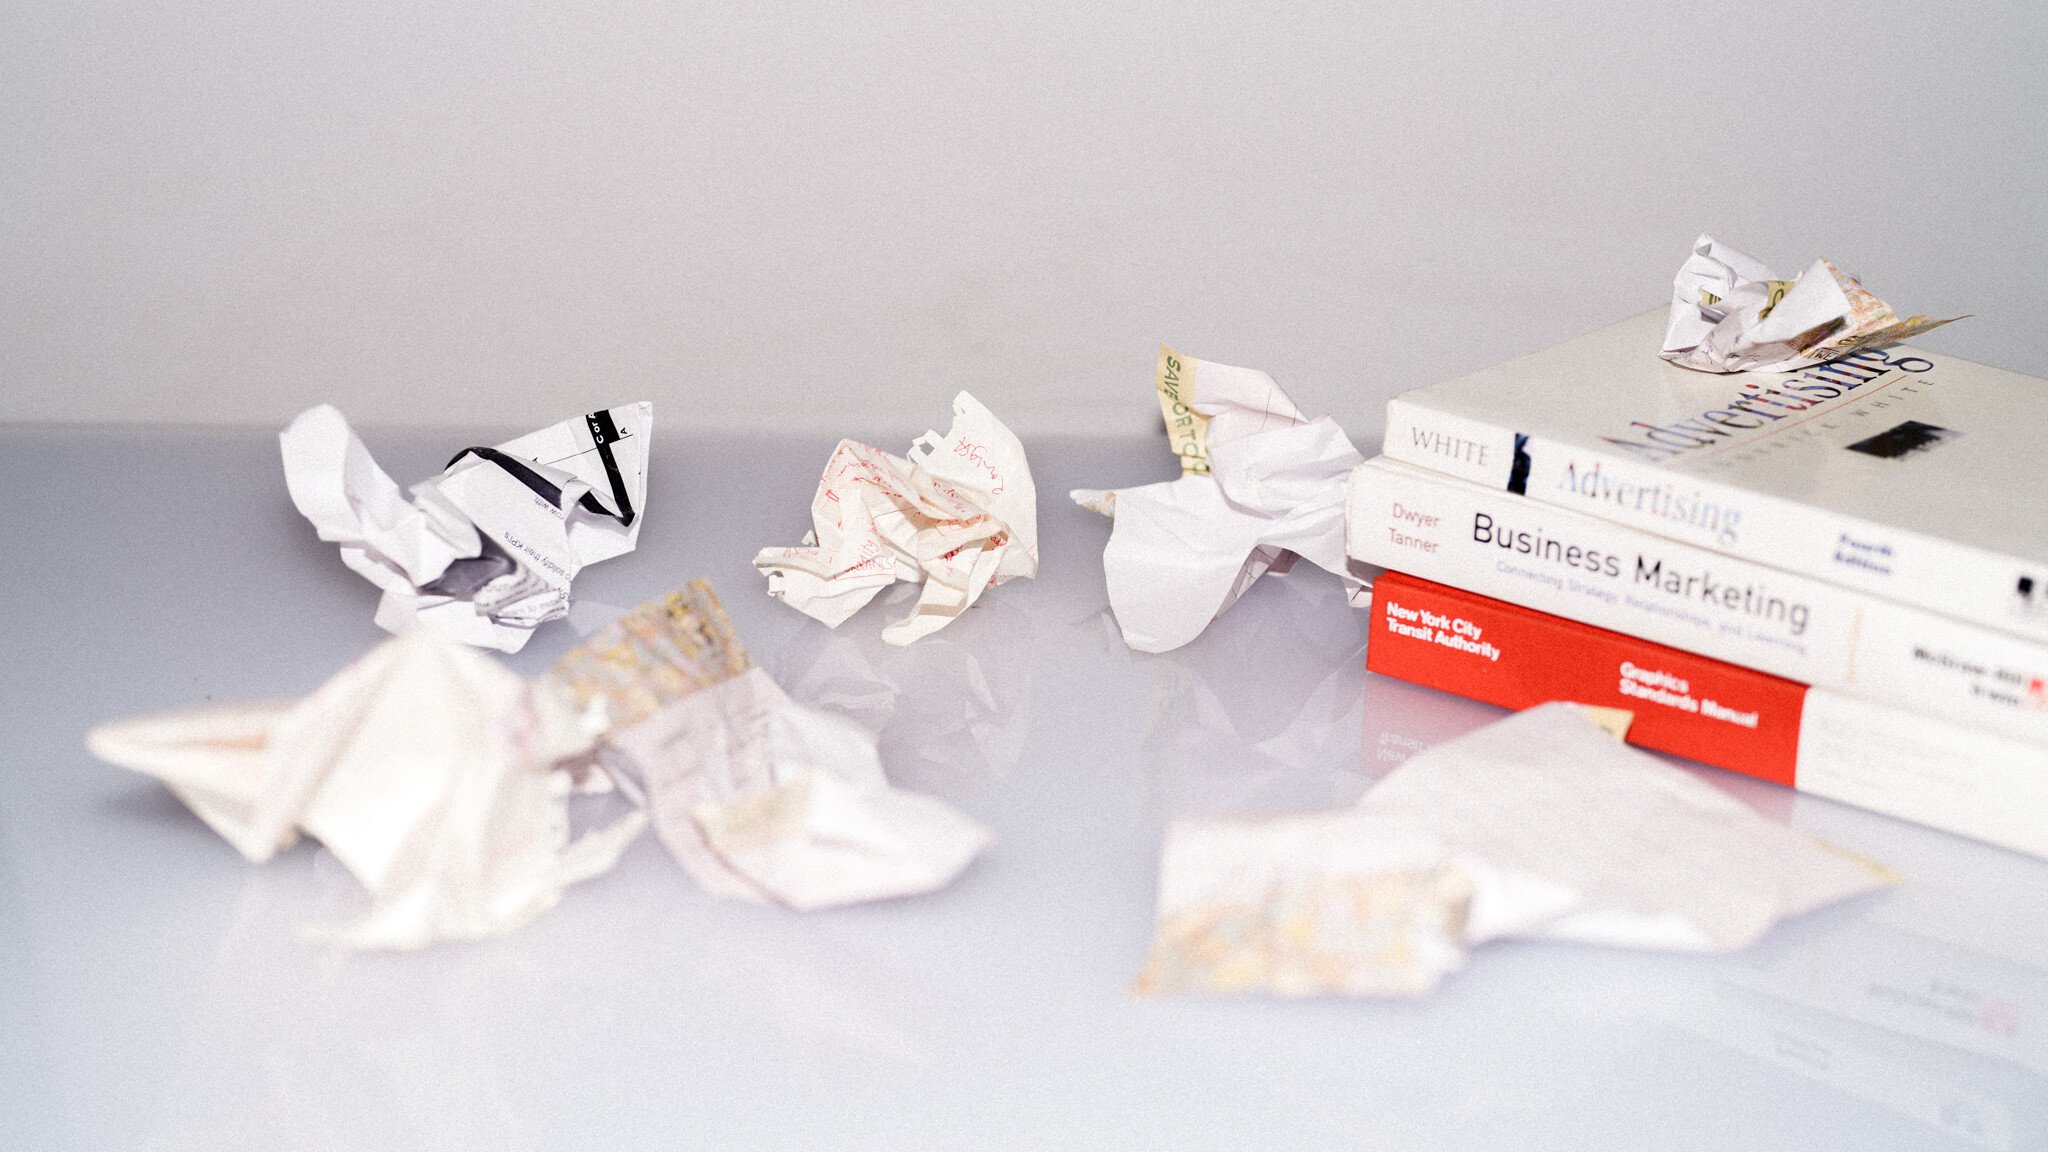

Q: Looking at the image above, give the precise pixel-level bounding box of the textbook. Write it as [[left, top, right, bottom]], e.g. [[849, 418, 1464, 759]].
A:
[[1345, 456, 2048, 747], [1380, 310, 2048, 643], [1363, 570, 2048, 861]]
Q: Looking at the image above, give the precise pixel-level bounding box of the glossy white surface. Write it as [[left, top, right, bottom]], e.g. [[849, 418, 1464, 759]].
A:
[[4, 426, 2046, 1150]]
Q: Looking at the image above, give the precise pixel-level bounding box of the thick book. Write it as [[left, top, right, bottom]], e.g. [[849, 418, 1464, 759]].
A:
[[1346, 456, 2048, 746], [1380, 310, 2048, 643], [1363, 569, 2048, 860]]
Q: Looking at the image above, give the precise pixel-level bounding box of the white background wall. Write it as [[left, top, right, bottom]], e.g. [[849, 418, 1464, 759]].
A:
[[5, 1, 2044, 437]]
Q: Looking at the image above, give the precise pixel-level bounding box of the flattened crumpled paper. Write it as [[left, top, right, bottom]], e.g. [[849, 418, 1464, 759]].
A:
[[1072, 346, 1363, 653], [1136, 703, 1891, 997], [1661, 235, 1958, 374], [753, 391, 1037, 645], [281, 402, 652, 652], [86, 629, 648, 950], [544, 581, 991, 910]]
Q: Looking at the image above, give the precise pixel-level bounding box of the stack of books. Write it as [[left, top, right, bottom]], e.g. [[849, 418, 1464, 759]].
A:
[[1345, 310, 2048, 859]]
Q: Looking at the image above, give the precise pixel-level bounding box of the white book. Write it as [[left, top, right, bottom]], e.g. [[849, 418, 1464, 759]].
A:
[[1381, 310, 2048, 643], [1346, 456, 2048, 747]]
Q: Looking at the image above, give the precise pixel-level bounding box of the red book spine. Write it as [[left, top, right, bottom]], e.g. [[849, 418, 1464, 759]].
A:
[[1367, 570, 1808, 788]]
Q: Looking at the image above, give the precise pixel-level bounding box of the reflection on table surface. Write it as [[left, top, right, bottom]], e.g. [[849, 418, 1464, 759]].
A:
[[3, 428, 2045, 1151]]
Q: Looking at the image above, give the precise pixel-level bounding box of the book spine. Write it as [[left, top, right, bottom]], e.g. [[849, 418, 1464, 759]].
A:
[[1382, 397, 1520, 488], [1366, 570, 1807, 785], [1365, 571, 2048, 860], [1381, 398, 2047, 646], [1348, 458, 2048, 747]]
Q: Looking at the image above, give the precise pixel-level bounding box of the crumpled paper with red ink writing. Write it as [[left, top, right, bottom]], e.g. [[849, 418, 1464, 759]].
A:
[[754, 392, 1037, 645], [544, 582, 991, 910]]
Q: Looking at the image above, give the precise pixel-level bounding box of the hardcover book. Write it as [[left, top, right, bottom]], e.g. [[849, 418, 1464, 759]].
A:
[[1363, 570, 2048, 861], [1380, 310, 2048, 642], [1346, 456, 2048, 747]]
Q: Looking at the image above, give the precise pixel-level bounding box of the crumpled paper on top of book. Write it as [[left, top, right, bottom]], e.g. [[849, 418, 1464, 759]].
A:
[[1136, 703, 1892, 997], [281, 402, 652, 653], [1072, 346, 1363, 654], [1661, 235, 1958, 374], [753, 391, 1036, 646], [543, 581, 991, 910], [86, 629, 648, 950]]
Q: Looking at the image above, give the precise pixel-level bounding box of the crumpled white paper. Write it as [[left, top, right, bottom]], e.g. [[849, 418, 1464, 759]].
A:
[[280, 402, 652, 652], [1073, 346, 1363, 653], [1136, 703, 1891, 997], [753, 391, 1037, 646], [1661, 235, 1957, 374], [85, 629, 647, 950], [544, 582, 992, 910]]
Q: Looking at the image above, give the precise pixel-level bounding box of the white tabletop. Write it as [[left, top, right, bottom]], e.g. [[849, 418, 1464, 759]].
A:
[[4, 425, 2045, 1151]]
